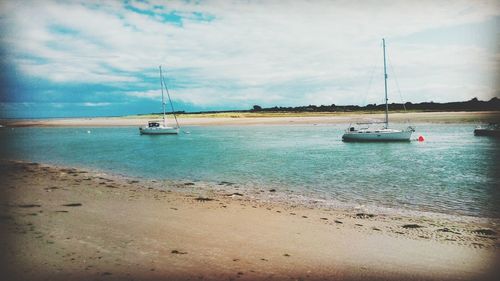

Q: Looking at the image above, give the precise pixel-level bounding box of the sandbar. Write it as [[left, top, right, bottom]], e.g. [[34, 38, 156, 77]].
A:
[[2, 111, 499, 127]]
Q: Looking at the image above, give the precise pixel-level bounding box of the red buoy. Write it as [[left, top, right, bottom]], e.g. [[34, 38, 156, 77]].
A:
[[418, 135, 424, 142]]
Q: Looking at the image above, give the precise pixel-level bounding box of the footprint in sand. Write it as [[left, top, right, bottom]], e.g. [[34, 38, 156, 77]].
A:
[[195, 197, 214, 202], [171, 250, 187, 254], [62, 203, 82, 207], [18, 204, 41, 208], [402, 224, 423, 229]]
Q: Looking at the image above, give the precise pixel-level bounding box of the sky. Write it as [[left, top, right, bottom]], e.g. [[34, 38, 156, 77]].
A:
[[0, 0, 499, 118]]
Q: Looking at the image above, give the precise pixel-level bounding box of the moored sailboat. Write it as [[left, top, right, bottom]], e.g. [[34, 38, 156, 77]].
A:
[[139, 66, 180, 135], [342, 39, 414, 142]]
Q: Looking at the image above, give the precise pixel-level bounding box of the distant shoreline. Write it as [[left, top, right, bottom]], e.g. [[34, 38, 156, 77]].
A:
[[2, 111, 499, 127]]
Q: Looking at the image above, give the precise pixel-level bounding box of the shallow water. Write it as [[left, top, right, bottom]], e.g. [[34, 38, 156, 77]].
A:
[[1, 123, 499, 218]]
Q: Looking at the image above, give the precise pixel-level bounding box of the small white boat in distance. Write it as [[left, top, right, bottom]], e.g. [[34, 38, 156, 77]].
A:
[[342, 39, 415, 142], [140, 66, 180, 135]]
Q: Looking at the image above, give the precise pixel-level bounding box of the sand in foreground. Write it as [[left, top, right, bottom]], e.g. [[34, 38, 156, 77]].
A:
[[0, 161, 499, 281]]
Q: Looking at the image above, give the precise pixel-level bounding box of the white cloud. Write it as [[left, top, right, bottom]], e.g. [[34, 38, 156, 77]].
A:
[[82, 102, 112, 107], [1, 0, 499, 109], [125, 89, 162, 100], [128, 0, 151, 11]]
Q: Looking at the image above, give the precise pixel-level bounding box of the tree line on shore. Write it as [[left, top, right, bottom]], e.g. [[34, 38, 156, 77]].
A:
[[249, 97, 500, 113], [154, 97, 500, 115]]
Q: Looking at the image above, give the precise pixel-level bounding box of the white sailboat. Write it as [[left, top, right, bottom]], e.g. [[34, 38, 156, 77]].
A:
[[139, 66, 180, 135], [342, 39, 414, 142]]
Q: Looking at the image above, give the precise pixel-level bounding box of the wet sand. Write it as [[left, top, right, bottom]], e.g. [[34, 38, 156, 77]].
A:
[[1, 160, 499, 281], [2, 111, 500, 127]]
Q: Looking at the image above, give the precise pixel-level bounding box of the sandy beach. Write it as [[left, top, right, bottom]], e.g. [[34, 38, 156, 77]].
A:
[[2, 111, 500, 127], [1, 160, 499, 281]]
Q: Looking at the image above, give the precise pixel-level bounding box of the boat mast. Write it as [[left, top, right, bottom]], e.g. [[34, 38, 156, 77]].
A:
[[382, 38, 389, 128], [159, 65, 166, 127], [161, 69, 181, 129]]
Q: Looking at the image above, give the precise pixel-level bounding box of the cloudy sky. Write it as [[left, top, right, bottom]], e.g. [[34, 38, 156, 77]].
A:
[[0, 0, 499, 118]]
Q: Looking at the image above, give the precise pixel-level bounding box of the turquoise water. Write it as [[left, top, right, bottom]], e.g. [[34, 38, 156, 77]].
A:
[[1, 124, 499, 218]]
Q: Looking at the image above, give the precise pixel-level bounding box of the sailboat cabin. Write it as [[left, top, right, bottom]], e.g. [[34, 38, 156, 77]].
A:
[[148, 122, 161, 128]]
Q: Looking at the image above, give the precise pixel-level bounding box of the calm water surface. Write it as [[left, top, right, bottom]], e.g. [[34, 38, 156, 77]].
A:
[[1, 123, 499, 218]]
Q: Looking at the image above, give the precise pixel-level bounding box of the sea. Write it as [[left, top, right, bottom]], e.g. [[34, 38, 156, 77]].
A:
[[1, 123, 499, 219]]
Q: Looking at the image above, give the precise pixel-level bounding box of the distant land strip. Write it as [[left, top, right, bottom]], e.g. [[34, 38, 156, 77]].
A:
[[145, 97, 500, 116]]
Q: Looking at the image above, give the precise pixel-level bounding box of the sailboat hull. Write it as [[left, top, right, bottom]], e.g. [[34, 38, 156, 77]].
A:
[[139, 126, 179, 135], [342, 130, 412, 142], [474, 128, 500, 137]]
